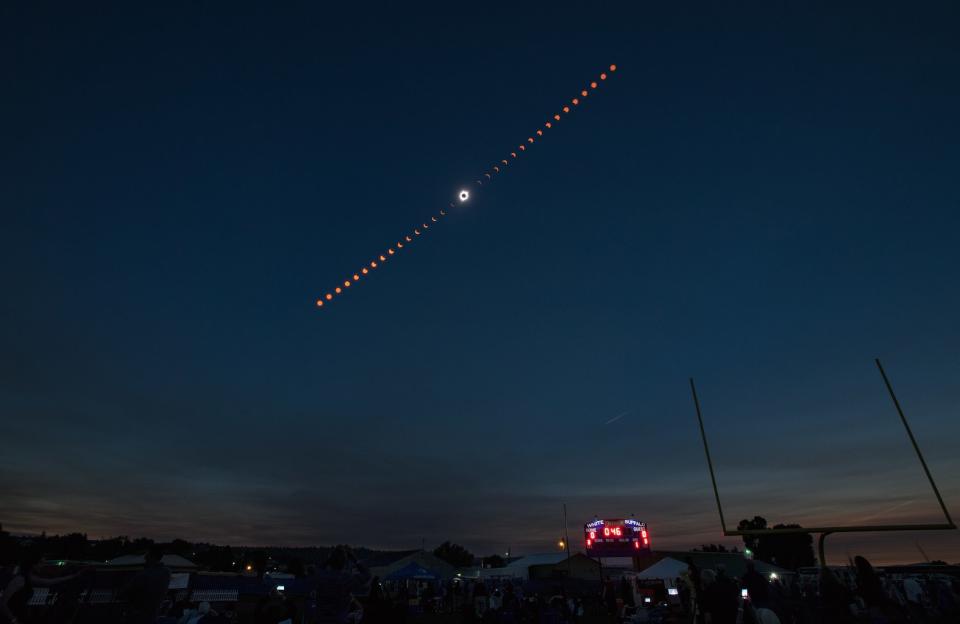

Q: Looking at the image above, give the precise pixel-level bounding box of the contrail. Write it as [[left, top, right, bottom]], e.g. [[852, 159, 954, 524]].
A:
[[857, 499, 916, 523], [605, 411, 631, 425]]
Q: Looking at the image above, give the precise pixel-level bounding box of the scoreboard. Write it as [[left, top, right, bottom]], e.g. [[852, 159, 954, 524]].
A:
[[584, 518, 651, 557]]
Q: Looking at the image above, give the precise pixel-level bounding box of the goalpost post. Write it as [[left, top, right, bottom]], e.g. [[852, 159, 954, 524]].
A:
[[689, 359, 955, 567]]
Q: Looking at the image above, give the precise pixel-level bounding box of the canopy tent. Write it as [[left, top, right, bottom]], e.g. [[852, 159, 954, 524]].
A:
[[385, 562, 439, 581], [636, 557, 689, 587], [366, 550, 456, 581], [637, 555, 792, 586]]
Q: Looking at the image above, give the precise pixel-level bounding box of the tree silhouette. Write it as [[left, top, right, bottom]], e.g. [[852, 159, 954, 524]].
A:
[[737, 516, 768, 554], [433, 541, 474, 568], [89, 537, 127, 562], [737, 517, 814, 570], [169, 539, 192, 556], [764, 524, 815, 569], [195, 544, 235, 571]]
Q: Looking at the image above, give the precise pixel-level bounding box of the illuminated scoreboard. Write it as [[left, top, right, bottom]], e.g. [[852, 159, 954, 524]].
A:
[[584, 518, 651, 557]]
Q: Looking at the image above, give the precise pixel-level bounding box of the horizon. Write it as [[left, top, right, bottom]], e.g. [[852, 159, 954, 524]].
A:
[[6, 527, 957, 569], [5, 521, 957, 568]]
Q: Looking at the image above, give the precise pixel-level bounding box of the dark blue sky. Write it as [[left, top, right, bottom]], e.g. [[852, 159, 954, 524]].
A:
[[2, 3, 959, 564]]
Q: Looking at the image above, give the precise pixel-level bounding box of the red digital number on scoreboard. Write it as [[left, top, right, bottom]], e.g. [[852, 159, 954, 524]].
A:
[[603, 526, 623, 537]]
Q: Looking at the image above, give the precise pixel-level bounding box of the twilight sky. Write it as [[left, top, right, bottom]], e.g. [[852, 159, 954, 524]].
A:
[[2, 3, 959, 565]]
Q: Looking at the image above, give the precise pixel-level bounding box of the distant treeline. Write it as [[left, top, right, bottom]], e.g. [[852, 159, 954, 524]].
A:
[[0, 523, 381, 575]]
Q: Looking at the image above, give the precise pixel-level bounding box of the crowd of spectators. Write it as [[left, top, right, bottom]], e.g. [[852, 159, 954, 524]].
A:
[[4, 545, 958, 624], [674, 556, 959, 624], [362, 575, 589, 623]]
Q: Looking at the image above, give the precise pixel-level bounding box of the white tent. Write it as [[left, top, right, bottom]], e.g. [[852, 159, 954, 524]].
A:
[[636, 555, 792, 587], [479, 553, 569, 581], [636, 557, 688, 587]]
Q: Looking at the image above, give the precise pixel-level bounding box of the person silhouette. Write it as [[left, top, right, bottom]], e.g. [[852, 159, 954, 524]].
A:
[[121, 545, 171, 624]]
